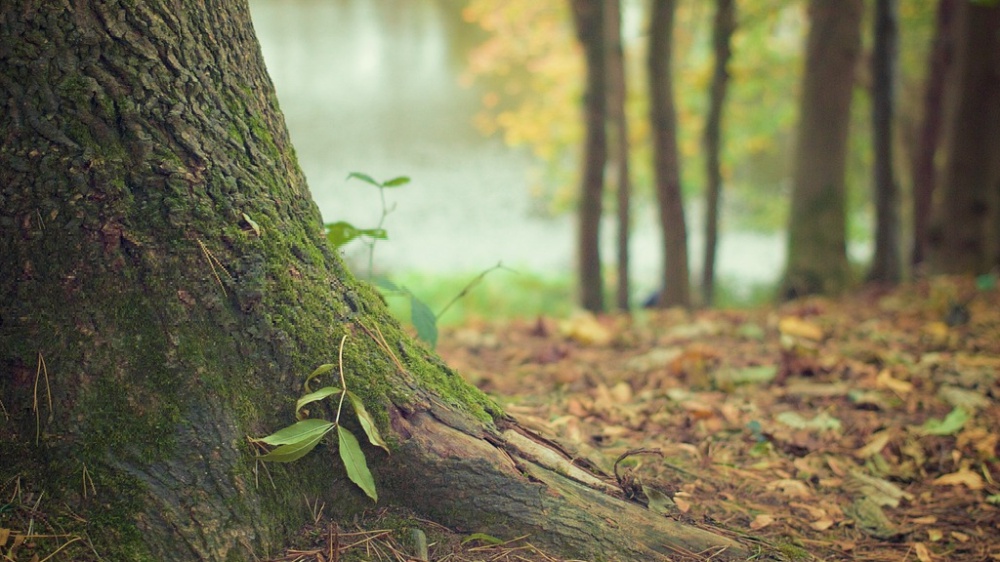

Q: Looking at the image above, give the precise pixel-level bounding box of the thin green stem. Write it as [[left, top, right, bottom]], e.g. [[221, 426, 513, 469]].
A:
[[334, 335, 348, 426], [366, 185, 396, 279], [436, 262, 512, 320]]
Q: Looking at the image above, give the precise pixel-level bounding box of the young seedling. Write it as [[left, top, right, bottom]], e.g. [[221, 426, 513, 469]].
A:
[[324, 171, 506, 349], [325, 172, 410, 279], [249, 335, 389, 502]]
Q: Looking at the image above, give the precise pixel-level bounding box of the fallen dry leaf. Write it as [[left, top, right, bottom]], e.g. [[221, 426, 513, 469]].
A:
[[559, 311, 612, 346], [854, 429, 893, 459], [750, 514, 775, 530], [765, 479, 813, 499], [876, 368, 914, 394], [673, 495, 692, 514], [931, 467, 985, 490], [915, 541, 934, 562], [778, 316, 825, 341]]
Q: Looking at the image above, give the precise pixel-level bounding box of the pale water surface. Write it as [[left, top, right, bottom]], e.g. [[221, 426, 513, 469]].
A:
[[248, 0, 787, 299]]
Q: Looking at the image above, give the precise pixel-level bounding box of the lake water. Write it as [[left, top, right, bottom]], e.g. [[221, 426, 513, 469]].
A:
[[248, 0, 787, 299]]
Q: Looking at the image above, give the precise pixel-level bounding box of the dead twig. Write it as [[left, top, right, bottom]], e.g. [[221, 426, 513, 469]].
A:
[[196, 238, 231, 295], [33, 352, 53, 444]]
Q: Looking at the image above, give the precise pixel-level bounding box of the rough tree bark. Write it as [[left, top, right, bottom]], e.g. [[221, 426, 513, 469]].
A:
[[780, 0, 862, 299], [0, 1, 751, 561], [702, 0, 735, 307], [648, 0, 691, 308], [926, 2, 1000, 274], [910, 0, 956, 270], [606, 0, 633, 311], [867, 0, 902, 284], [571, 0, 608, 312]]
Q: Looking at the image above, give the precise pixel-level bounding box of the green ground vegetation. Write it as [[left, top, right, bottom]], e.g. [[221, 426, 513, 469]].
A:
[[380, 268, 779, 327]]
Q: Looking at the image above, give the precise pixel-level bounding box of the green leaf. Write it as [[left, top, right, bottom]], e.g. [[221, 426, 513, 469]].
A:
[[976, 273, 997, 291], [346, 172, 380, 187], [920, 407, 969, 436], [461, 533, 503, 546], [295, 386, 342, 419], [251, 418, 335, 446], [304, 363, 336, 391], [749, 440, 773, 456], [326, 221, 360, 248], [308, 363, 337, 378], [356, 227, 388, 241], [347, 391, 390, 453], [258, 427, 330, 462], [382, 176, 411, 187], [715, 365, 777, 386], [241, 212, 262, 236], [338, 426, 378, 502], [410, 294, 438, 349], [645, 487, 676, 515], [775, 411, 842, 432]]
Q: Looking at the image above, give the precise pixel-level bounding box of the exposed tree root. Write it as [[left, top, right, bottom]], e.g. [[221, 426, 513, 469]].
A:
[[380, 409, 756, 561]]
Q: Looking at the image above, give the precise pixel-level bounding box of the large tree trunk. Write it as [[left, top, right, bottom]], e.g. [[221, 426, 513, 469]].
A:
[[910, 0, 957, 270], [780, 0, 862, 299], [0, 1, 750, 561], [571, 0, 608, 312], [606, 0, 633, 312], [648, 0, 691, 308], [702, 0, 735, 307], [926, 2, 1000, 274], [867, 0, 902, 284]]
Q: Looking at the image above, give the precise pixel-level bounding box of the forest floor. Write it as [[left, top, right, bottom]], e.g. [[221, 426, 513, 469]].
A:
[[11, 276, 993, 561], [268, 275, 1000, 562]]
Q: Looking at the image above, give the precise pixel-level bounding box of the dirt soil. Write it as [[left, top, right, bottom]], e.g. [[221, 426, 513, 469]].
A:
[[433, 276, 1000, 561]]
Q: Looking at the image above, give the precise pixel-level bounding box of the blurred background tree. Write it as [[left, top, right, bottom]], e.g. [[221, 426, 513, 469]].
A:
[[701, 0, 736, 306], [251, 0, 993, 314], [926, 0, 1000, 275], [607, 0, 634, 311], [780, 0, 863, 299], [868, 0, 903, 284], [569, 0, 608, 312], [648, 0, 691, 308], [908, 0, 956, 270]]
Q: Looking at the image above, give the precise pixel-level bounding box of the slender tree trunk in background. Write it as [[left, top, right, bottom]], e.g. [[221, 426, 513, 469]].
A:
[[0, 2, 753, 560], [648, 0, 690, 308], [571, 0, 608, 312], [867, 0, 902, 284], [606, 0, 632, 311], [780, 0, 862, 300], [926, 2, 1000, 274], [702, 0, 735, 307], [910, 0, 956, 270]]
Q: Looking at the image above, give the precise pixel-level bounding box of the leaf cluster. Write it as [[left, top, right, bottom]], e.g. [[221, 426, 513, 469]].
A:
[[324, 172, 408, 254], [249, 344, 388, 502]]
